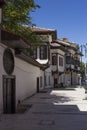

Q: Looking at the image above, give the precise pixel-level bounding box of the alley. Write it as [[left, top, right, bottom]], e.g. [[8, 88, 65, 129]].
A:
[[1, 86, 87, 130]]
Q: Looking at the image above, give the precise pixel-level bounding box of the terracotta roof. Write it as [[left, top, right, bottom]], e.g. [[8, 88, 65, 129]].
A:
[[29, 26, 55, 32], [50, 42, 66, 51], [25, 26, 57, 40], [50, 43, 61, 47], [56, 39, 70, 46]]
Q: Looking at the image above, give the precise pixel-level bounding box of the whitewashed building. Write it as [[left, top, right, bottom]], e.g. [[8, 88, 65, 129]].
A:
[[27, 26, 82, 87], [29, 26, 57, 88], [56, 38, 81, 86], [0, 30, 44, 113], [50, 43, 65, 87]]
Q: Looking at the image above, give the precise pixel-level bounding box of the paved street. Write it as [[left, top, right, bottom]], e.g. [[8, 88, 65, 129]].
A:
[[1, 86, 87, 130]]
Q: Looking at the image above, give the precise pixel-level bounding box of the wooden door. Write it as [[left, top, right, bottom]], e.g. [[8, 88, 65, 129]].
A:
[[3, 76, 16, 114], [37, 77, 39, 93]]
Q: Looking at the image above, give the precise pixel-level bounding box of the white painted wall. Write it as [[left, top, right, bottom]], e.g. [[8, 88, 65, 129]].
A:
[[45, 67, 54, 88], [58, 55, 65, 72], [50, 48, 65, 87], [50, 49, 65, 72], [0, 43, 44, 113], [14, 57, 44, 105], [69, 49, 75, 55]]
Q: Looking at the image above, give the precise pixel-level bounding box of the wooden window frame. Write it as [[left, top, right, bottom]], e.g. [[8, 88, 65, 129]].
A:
[[59, 56, 63, 66]]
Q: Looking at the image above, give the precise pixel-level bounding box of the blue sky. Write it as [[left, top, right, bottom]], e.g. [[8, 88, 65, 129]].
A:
[[30, 0, 87, 62]]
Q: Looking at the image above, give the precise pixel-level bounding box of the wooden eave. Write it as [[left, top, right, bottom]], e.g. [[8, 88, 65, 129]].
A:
[[1, 30, 31, 49], [31, 42, 48, 46], [75, 51, 83, 56], [28, 27, 57, 40], [50, 43, 66, 52], [1, 30, 46, 69]]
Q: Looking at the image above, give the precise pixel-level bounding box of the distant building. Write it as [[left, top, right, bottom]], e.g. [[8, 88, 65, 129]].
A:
[[29, 26, 82, 87]]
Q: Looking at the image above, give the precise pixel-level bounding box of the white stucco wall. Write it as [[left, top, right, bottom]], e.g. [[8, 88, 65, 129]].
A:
[[69, 49, 75, 55], [14, 57, 44, 104], [45, 67, 53, 88], [0, 43, 44, 112], [58, 55, 65, 72], [15, 58, 44, 103], [50, 49, 65, 72]]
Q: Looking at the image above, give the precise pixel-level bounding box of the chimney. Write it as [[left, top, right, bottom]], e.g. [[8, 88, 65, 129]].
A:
[[62, 38, 69, 42]]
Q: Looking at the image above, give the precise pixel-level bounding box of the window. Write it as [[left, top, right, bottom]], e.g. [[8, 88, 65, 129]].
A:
[[3, 48, 14, 75], [59, 56, 63, 66], [52, 55, 57, 65], [32, 47, 37, 59], [66, 56, 71, 64], [40, 46, 47, 59]]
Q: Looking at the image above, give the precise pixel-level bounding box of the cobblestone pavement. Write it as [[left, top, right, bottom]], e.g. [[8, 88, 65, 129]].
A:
[[1, 86, 87, 130]]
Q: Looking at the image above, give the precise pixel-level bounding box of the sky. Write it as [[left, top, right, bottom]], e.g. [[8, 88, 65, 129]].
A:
[[30, 0, 87, 62]]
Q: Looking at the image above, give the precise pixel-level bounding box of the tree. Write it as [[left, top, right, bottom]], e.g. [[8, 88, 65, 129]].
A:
[[80, 62, 85, 77], [2, 0, 40, 43]]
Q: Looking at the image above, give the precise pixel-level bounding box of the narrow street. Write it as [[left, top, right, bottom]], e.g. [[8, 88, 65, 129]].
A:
[[1, 86, 87, 130]]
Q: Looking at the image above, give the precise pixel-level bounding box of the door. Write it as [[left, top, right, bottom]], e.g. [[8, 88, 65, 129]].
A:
[[37, 77, 39, 93], [54, 78, 57, 87], [3, 75, 16, 114]]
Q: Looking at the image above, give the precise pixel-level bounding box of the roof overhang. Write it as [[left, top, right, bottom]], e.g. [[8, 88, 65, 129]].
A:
[[1, 30, 31, 49]]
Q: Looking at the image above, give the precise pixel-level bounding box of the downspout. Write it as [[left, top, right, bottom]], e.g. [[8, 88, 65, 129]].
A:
[[70, 54, 72, 85], [57, 53, 59, 84]]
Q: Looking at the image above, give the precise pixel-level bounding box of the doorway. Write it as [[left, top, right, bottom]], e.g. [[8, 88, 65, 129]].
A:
[[3, 75, 16, 114], [54, 78, 57, 87], [37, 77, 39, 93]]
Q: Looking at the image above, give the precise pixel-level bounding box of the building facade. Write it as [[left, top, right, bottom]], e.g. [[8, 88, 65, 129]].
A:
[[0, 30, 44, 114], [56, 38, 81, 86], [29, 26, 82, 87]]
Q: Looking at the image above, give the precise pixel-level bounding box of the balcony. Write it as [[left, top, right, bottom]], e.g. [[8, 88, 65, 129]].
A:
[[65, 56, 75, 70], [51, 65, 57, 72], [74, 60, 80, 72]]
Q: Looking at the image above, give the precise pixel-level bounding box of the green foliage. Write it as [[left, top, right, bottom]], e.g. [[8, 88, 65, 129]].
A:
[[80, 62, 85, 77], [2, 0, 40, 43], [3, 0, 40, 29], [22, 48, 33, 56]]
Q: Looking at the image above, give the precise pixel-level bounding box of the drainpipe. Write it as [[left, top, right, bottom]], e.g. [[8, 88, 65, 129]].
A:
[[70, 55, 73, 86], [57, 53, 59, 84]]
